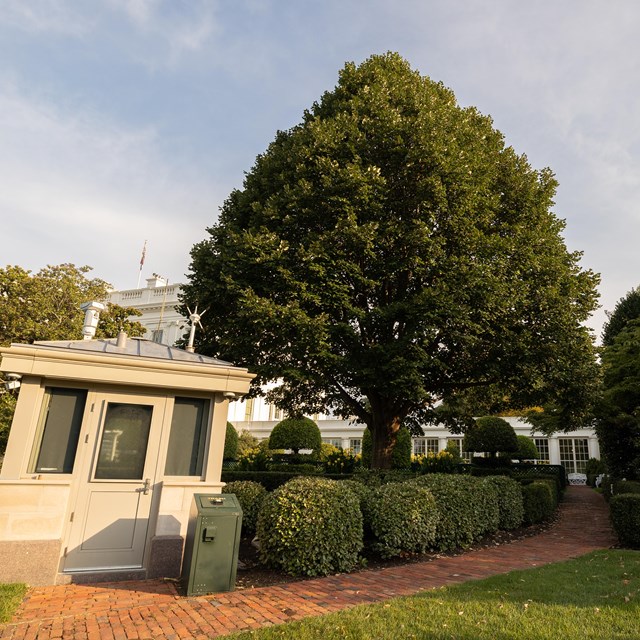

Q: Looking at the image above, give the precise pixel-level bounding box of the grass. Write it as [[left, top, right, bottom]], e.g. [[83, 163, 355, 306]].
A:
[[0, 583, 27, 624], [230, 550, 640, 640]]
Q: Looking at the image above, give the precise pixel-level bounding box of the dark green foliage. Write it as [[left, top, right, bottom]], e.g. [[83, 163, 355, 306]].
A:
[[0, 393, 16, 457], [585, 458, 606, 486], [339, 479, 375, 536], [412, 474, 480, 551], [391, 427, 412, 469], [220, 471, 315, 491], [602, 286, 640, 347], [464, 417, 518, 458], [257, 477, 363, 576], [268, 417, 322, 454], [522, 481, 555, 524], [361, 428, 372, 468], [484, 476, 525, 529], [474, 478, 501, 536], [222, 480, 267, 535], [183, 53, 599, 469], [510, 464, 567, 492], [595, 320, 640, 481], [609, 494, 640, 548], [514, 436, 539, 461], [612, 480, 640, 495], [365, 482, 438, 558], [223, 422, 239, 460]]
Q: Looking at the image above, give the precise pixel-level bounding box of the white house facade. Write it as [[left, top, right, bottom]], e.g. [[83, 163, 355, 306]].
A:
[[110, 281, 601, 474]]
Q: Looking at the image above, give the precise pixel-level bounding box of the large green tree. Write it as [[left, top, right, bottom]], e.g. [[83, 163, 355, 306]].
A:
[[595, 320, 640, 480], [183, 53, 599, 469], [0, 263, 145, 454], [601, 286, 640, 347]]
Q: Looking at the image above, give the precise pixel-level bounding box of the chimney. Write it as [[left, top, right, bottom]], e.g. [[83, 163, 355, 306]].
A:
[[80, 301, 105, 340]]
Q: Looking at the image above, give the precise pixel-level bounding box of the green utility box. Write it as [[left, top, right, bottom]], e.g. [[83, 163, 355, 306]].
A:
[[181, 493, 243, 596]]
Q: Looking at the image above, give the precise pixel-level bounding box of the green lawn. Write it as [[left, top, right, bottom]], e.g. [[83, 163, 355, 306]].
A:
[[0, 583, 27, 624], [230, 550, 640, 640]]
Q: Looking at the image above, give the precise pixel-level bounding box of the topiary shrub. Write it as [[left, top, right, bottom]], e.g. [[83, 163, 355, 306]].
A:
[[257, 476, 363, 576], [365, 482, 438, 558], [521, 481, 555, 525], [513, 436, 539, 462], [612, 480, 640, 496], [412, 474, 478, 551], [483, 476, 524, 530], [268, 417, 322, 454], [609, 494, 640, 548], [340, 479, 375, 534], [223, 422, 239, 460], [391, 427, 412, 470], [222, 480, 267, 535], [464, 417, 518, 460]]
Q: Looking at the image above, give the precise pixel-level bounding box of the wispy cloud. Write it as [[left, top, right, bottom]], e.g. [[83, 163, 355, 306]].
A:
[[0, 0, 93, 36]]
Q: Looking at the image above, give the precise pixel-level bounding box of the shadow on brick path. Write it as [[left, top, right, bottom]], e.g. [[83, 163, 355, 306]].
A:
[[1, 487, 618, 640]]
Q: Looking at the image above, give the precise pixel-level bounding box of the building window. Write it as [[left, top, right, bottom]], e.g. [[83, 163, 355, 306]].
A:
[[413, 438, 439, 456], [349, 438, 362, 454], [322, 438, 343, 448], [29, 388, 87, 474], [164, 398, 209, 476], [151, 329, 164, 344], [559, 438, 590, 474], [534, 438, 550, 464], [268, 405, 283, 421]]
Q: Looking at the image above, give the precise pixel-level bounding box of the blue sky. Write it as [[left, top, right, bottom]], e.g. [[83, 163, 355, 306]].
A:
[[1, 1, 639, 340]]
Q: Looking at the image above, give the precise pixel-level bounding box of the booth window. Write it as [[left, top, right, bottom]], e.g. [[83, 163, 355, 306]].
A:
[[30, 387, 87, 474], [165, 397, 209, 476]]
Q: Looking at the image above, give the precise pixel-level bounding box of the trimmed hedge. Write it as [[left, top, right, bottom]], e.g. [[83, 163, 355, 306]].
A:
[[257, 476, 363, 576], [483, 476, 524, 530], [522, 481, 555, 524], [365, 482, 438, 558], [223, 422, 239, 461], [221, 480, 267, 535], [609, 494, 640, 548], [613, 480, 640, 496], [268, 417, 322, 454], [412, 474, 480, 551]]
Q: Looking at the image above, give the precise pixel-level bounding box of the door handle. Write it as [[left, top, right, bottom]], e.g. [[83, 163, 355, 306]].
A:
[[142, 478, 151, 495]]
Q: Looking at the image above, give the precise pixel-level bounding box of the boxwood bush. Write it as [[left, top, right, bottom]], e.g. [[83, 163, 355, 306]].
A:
[[609, 494, 640, 548], [221, 480, 267, 535], [412, 474, 478, 551], [483, 476, 524, 529], [365, 482, 439, 558], [522, 481, 555, 524], [257, 476, 363, 576]]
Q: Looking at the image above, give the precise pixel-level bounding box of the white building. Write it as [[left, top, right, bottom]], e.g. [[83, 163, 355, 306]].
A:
[[110, 281, 601, 474]]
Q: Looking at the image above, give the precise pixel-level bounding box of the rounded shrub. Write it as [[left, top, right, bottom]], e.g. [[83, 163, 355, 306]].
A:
[[522, 481, 555, 524], [365, 482, 438, 558], [464, 417, 518, 458], [222, 480, 267, 535], [412, 474, 478, 551], [609, 494, 640, 548], [483, 476, 524, 530], [474, 477, 501, 536], [268, 417, 322, 454], [514, 436, 539, 462], [223, 422, 239, 460], [256, 476, 363, 576]]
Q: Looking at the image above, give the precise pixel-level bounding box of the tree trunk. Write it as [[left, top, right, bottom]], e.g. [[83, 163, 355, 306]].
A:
[[369, 414, 402, 470]]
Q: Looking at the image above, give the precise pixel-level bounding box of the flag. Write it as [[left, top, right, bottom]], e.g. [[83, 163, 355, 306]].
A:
[[139, 240, 147, 270]]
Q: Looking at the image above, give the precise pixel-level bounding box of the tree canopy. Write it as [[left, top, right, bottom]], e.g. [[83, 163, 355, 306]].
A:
[[595, 319, 640, 480], [463, 416, 518, 457], [183, 52, 600, 468], [601, 286, 640, 347]]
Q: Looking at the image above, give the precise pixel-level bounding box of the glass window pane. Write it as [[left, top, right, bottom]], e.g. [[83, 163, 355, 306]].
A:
[[95, 403, 153, 480], [31, 388, 87, 474], [164, 398, 208, 476]]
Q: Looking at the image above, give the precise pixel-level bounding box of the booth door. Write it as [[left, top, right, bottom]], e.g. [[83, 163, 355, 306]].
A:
[[64, 393, 167, 572]]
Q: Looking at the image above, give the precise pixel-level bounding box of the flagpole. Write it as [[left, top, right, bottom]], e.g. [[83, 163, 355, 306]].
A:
[[136, 240, 147, 289]]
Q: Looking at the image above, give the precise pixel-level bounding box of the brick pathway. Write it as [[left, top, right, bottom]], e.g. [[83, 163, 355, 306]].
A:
[[0, 487, 617, 640]]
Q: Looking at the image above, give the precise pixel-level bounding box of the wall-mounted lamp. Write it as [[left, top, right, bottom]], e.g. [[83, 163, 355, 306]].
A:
[[222, 391, 237, 399], [4, 373, 22, 392]]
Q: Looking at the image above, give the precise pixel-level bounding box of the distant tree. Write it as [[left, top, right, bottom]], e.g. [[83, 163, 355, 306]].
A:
[[223, 422, 239, 460], [602, 286, 640, 347], [96, 304, 146, 339], [183, 52, 599, 468], [268, 417, 322, 454], [464, 417, 518, 458], [237, 429, 260, 457], [595, 320, 640, 480]]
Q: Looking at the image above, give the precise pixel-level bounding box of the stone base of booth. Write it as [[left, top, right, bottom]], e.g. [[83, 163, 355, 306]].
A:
[[56, 568, 147, 585], [0, 539, 61, 586], [148, 534, 184, 579]]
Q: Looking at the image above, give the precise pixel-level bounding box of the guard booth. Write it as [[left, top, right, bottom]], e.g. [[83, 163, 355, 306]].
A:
[[0, 333, 253, 586]]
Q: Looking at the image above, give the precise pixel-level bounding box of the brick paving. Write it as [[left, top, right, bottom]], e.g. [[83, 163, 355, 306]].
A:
[[1, 487, 617, 639]]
